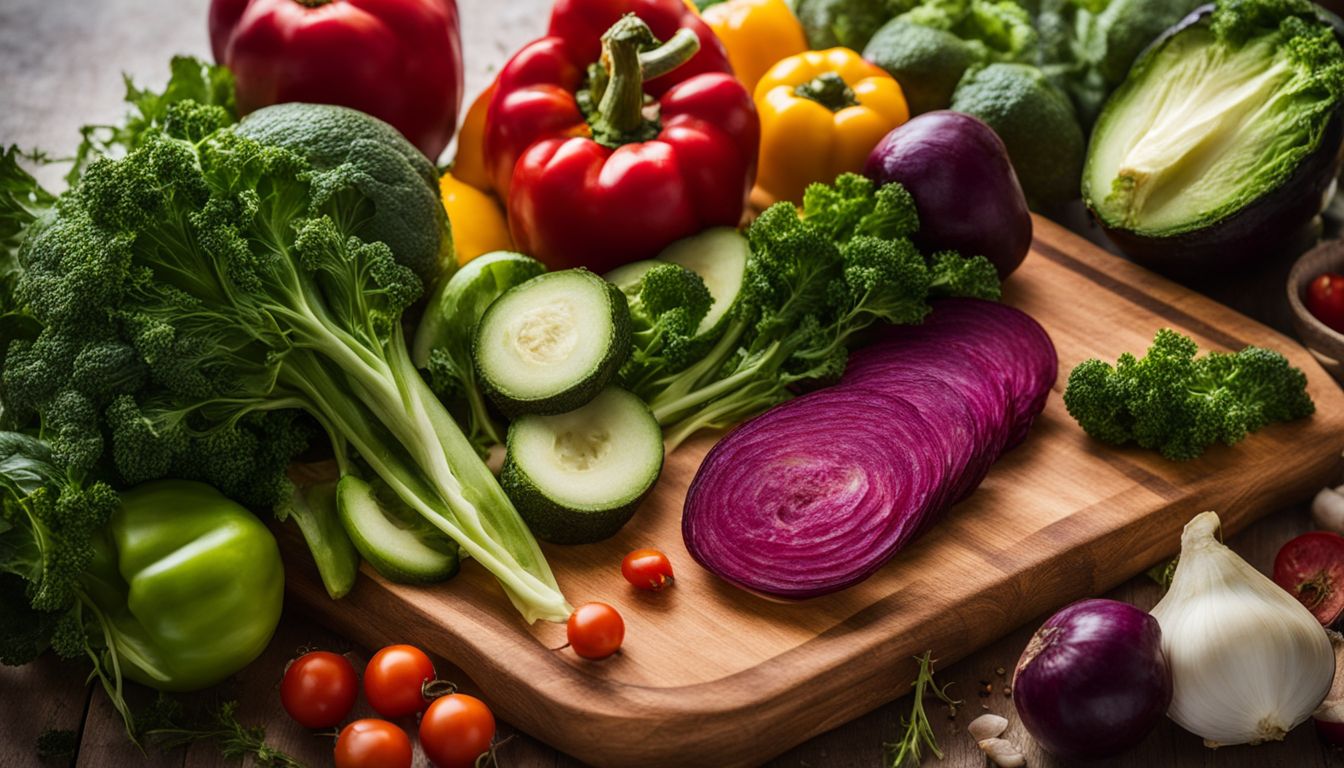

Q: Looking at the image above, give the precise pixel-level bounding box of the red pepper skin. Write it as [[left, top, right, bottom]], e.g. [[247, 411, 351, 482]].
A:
[[485, 0, 734, 197], [507, 72, 758, 272], [209, 0, 463, 161]]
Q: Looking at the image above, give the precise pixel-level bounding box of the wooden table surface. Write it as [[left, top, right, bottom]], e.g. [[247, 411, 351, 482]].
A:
[[2, 1, 1343, 766]]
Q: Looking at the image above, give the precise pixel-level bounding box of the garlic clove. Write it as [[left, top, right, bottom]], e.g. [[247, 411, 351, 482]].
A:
[[1312, 485, 1344, 535], [968, 712, 1009, 741], [1151, 511, 1335, 747], [977, 737, 1026, 767]]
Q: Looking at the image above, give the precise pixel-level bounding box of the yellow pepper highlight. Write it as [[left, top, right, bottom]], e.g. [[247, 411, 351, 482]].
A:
[[702, 0, 808, 94], [754, 48, 910, 205], [440, 172, 513, 265], [452, 81, 496, 193]]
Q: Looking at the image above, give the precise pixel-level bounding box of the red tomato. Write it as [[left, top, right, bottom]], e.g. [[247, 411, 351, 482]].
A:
[[566, 602, 625, 660], [419, 694, 496, 768], [1274, 531, 1344, 625], [364, 644, 436, 718], [1307, 272, 1344, 334], [621, 548, 675, 591], [280, 651, 358, 729], [334, 719, 413, 768]]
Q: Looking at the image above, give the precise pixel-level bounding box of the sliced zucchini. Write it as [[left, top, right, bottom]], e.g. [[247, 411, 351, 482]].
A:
[[474, 269, 631, 417], [657, 227, 748, 338], [336, 475, 460, 584], [502, 387, 663, 544], [603, 259, 659, 294]]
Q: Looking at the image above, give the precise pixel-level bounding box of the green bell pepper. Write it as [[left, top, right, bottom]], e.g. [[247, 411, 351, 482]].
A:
[[82, 480, 284, 691]]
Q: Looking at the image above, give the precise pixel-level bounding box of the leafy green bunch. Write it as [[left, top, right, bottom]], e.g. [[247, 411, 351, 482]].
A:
[[1063, 328, 1314, 460], [637, 173, 1001, 449], [1, 70, 567, 621]]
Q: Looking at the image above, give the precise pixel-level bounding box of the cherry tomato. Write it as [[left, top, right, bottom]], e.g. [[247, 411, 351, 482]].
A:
[[419, 693, 496, 768], [621, 548, 675, 590], [566, 602, 625, 660], [1307, 272, 1344, 334], [334, 719, 412, 768], [364, 644, 436, 718], [280, 650, 358, 729]]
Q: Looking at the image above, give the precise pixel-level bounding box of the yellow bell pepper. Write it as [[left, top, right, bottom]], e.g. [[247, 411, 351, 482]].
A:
[[702, 0, 808, 94], [754, 48, 910, 205], [440, 172, 513, 265], [452, 81, 496, 193]]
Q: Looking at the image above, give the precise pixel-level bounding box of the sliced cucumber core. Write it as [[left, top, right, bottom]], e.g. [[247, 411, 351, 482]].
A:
[[475, 269, 631, 416], [503, 387, 664, 544]]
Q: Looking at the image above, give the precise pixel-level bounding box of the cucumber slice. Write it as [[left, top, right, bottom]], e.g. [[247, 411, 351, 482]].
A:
[[604, 259, 659, 294], [336, 475, 460, 583], [474, 269, 631, 416], [503, 387, 664, 544], [657, 227, 748, 338]]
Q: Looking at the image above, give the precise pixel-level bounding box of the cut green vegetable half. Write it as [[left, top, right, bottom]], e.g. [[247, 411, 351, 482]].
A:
[[411, 250, 547, 369], [657, 227, 749, 338], [1083, 3, 1344, 267], [286, 479, 359, 599], [474, 269, 631, 416], [502, 387, 664, 544], [336, 475, 461, 584]]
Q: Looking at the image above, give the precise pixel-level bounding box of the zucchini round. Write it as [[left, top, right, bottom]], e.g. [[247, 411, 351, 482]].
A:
[[604, 260, 659, 294], [474, 269, 631, 416], [502, 387, 664, 544], [336, 475, 460, 584]]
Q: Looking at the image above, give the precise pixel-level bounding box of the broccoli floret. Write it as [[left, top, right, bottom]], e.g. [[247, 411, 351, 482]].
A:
[[619, 263, 713, 398], [927, 250, 1002, 299], [2, 101, 567, 622], [68, 56, 235, 185], [803, 173, 922, 242], [643, 175, 1000, 448], [1063, 329, 1314, 460]]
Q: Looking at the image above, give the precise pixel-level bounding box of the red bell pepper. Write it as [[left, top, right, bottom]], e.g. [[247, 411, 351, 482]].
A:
[[209, 0, 463, 161], [489, 14, 758, 272], [484, 0, 734, 198]]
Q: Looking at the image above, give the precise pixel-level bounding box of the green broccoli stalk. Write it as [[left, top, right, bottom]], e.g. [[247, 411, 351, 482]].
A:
[[1063, 328, 1315, 460], [2, 103, 569, 622], [640, 174, 1000, 449]]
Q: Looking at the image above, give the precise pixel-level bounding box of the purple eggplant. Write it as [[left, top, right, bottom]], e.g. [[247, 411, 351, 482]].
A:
[[864, 111, 1033, 279]]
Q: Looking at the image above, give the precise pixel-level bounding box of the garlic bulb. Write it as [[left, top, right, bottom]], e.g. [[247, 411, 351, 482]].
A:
[[1151, 511, 1334, 747]]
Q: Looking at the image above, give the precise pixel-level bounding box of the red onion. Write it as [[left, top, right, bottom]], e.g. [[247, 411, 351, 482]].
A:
[[863, 111, 1032, 278], [1013, 599, 1172, 759]]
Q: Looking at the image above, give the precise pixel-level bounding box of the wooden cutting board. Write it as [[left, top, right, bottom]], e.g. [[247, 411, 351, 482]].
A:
[[285, 216, 1344, 767]]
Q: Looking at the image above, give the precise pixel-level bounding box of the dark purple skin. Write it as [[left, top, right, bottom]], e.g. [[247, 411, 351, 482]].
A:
[[1092, 5, 1344, 276], [863, 111, 1033, 278], [1013, 599, 1172, 760]]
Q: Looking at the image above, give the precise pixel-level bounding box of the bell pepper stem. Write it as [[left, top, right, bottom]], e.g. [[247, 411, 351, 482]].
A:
[[590, 14, 699, 147], [794, 72, 859, 112]]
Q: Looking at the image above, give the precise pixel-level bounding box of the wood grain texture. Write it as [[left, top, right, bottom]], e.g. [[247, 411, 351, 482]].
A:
[[286, 216, 1344, 767]]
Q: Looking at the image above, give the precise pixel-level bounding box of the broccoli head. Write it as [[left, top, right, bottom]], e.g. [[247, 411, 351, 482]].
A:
[[1063, 328, 1314, 460]]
